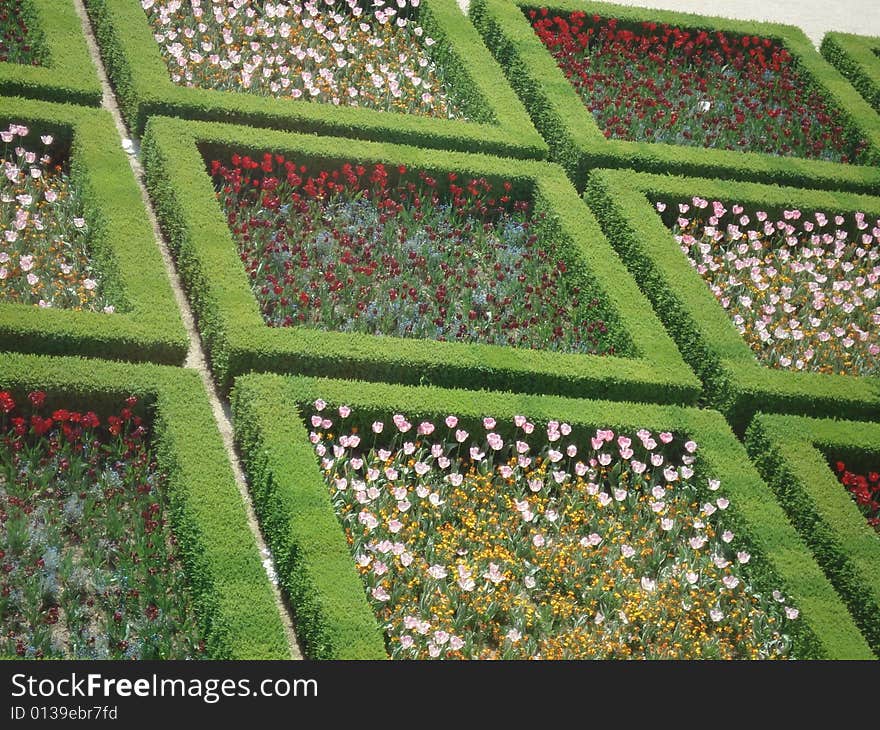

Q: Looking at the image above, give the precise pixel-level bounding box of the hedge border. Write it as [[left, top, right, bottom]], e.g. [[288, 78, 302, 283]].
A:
[[142, 115, 701, 403], [231, 372, 875, 659], [585, 167, 880, 433], [821, 32, 880, 115], [0, 96, 188, 364], [0, 0, 101, 105], [746, 413, 880, 654], [82, 0, 547, 160], [0, 352, 291, 659], [470, 0, 880, 194]]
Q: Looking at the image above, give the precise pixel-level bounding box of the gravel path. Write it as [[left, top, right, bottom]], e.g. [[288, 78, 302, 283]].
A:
[[71, 0, 303, 659]]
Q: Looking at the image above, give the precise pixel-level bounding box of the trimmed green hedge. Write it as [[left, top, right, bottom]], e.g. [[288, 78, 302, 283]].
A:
[[83, 0, 547, 160], [0, 0, 101, 105], [231, 372, 875, 659], [0, 353, 292, 659], [470, 0, 880, 194], [0, 96, 188, 364], [585, 168, 880, 433], [821, 32, 880, 115], [746, 413, 880, 654], [142, 115, 701, 403]]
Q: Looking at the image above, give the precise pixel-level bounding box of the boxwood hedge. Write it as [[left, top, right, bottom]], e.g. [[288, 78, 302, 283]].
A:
[[0, 352, 292, 659], [746, 413, 880, 654], [470, 0, 880, 194], [0, 0, 101, 105], [142, 114, 701, 403], [821, 32, 880, 115], [585, 167, 880, 433], [0, 96, 188, 364], [83, 0, 547, 160], [231, 372, 875, 659]]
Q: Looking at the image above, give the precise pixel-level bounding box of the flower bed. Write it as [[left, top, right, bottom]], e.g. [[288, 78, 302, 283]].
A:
[[470, 0, 880, 194], [661, 197, 879, 377], [212, 152, 615, 354], [147, 117, 702, 401], [529, 10, 867, 164], [834, 461, 880, 531], [0, 389, 205, 659], [585, 168, 880, 430], [0, 98, 188, 364], [0, 0, 40, 65], [2, 123, 113, 313], [308, 400, 799, 659], [87, 0, 546, 158], [234, 374, 876, 658], [142, 0, 465, 118]]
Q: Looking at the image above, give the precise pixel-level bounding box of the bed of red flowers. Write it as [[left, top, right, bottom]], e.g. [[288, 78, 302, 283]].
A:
[[529, 9, 868, 163], [0, 0, 39, 65], [0, 391, 205, 659], [834, 461, 880, 531], [211, 152, 618, 355]]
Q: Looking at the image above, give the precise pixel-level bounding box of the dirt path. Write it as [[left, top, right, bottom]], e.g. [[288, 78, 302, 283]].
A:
[[71, 0, 303, 659]]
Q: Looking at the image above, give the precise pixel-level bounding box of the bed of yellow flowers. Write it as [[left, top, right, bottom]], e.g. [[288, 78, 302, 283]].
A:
[[1, 123, 112, 312], [309, 401, 800, 659]]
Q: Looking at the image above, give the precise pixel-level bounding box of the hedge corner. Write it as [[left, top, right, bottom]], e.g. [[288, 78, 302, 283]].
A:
[[0, 96, 188, 365]]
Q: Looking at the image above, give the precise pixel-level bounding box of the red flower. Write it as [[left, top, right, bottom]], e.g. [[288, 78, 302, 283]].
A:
[[30, 415, 53, 437], [0, 391, 14, 413]]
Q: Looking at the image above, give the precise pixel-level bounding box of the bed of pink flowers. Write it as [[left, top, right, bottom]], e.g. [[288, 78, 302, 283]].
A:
[[309, 401, 799, 659], [1, 123, 113, 312], [142, 0, 465, 118], [662, 198, 879, 377]]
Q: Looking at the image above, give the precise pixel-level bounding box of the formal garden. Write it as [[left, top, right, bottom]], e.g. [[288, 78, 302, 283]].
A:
[[1, 0, 879, 660]]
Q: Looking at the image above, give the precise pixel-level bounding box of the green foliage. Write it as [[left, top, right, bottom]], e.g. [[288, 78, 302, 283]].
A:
[[821, 32, 880, 115], [0, 353, 292, 659], [0, 96, 188, 364], [83, 0, 547, 159], [0, 0, 101, 105], [231, 372, 875, 659], [141, 114, 701, 402], [470, 0, 880, 194], [746, 413, 880, 654], [585, 167, 880, 433]]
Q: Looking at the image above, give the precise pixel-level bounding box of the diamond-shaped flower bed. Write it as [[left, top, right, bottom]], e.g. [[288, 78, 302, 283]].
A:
[[659, 198, 879, 378], [0, 389, 205, 659], [0, 353, 293, 659], [530, 10, 867, 164], [470, 0, 880, 193], [86, 0, 545, 158], [0, 98, 187, 364], [213, 152, 616, 354], [232, 374, 876, 659], [143, 0, 465, 119], [145, 117, 700, 402], [2, 122, 113, 313], [586, 168, 880, 431]]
